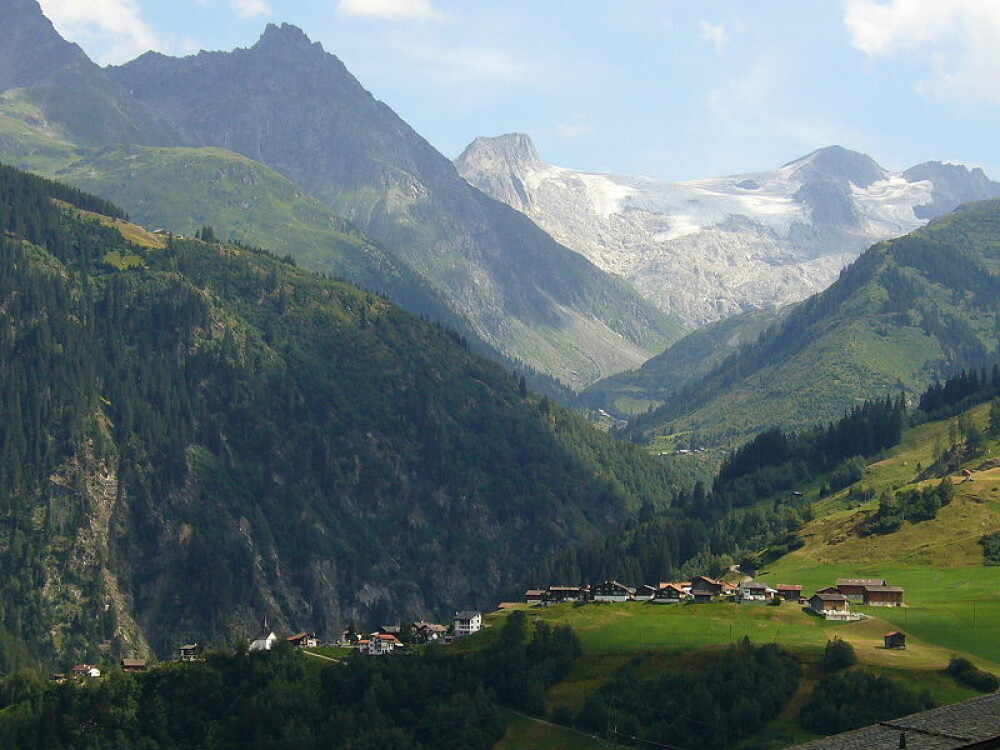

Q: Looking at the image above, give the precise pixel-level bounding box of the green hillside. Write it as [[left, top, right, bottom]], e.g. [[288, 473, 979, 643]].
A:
[[615, 200, 1000, 448], [580, 305, 789, 419], [0, 163, 682, 668], [493, 398, 1000, 749]]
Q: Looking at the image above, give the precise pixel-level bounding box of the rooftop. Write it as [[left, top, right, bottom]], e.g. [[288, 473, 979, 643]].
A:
[[791, 692, 1000, 749]]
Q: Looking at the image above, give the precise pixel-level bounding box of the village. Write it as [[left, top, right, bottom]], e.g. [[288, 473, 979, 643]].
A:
[[56, 573, 908, 682]]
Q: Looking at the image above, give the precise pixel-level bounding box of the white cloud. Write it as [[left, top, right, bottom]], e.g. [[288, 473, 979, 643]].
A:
[[699, 20, 729, 55], [38, 0, 161, 63], [337, 0, 449, 23], [844, 0, 1000, 102], [557, 114, 597, 139], [232, 0, 270, 19]]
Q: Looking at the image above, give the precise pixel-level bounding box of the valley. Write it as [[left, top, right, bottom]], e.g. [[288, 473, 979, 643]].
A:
[[1, 1, 999, 748]]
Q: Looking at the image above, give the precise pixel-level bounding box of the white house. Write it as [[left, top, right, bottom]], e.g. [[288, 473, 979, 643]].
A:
[[249, 629, 278, 651], [739, 581, 777, 602], [454, 611, 482, 637], [368, 633, 402, 656]]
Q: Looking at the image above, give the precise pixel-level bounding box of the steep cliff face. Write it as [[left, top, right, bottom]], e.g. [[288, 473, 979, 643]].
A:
[[105, 25, 683, 388], [456, 136, 1000, 327]]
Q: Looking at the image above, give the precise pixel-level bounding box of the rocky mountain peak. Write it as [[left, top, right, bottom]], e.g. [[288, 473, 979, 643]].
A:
[[903, 161, 1000, 219], [454, 134, 543, 211], [784, 145, 887, 189], [456, 133, 543, 173], [0, 0, 92, 92], [253, 23, 324, 55]]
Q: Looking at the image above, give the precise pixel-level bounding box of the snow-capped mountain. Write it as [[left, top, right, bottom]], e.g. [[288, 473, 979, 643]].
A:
[[456, 135, 1000, 326]]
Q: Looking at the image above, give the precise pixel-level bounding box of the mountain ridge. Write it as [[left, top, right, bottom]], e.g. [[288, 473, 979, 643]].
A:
[[101, 23, 682, 387], [456, 134, 1000, 327], [605, 198, 1000, 447]]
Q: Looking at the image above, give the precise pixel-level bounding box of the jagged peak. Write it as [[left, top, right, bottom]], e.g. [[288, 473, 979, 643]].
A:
[[903, 160, 991, 184], [0, 0, 93, 91], [782, 145, 886, 189], [253, 23, 324, 54], [455, 133, 543, 174]]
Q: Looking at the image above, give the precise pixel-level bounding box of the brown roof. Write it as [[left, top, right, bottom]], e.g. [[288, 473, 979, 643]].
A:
[[837, 578, 886, 586], [287, 632, 313, 641], [374, 634, 401, 643], [120, 658, 146, 668], [864, 585, 905, 593], [776, 584, 803, 591], [812, 592, 848, 601], [885, 631, 904, 637], [692, 575, 721, 585]]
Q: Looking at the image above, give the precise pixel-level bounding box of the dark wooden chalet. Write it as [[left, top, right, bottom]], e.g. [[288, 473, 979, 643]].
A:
[[836, 578, 887, 599], [884, 631, 906, 649], [863, 585, 904, 607], [690, 575, 724, 596], [593, 580, 633, 601], [809, 592, 849, 614], [775, 584, 803, 601], [548, 586, 585, 602], [653, 583, 687, 603]]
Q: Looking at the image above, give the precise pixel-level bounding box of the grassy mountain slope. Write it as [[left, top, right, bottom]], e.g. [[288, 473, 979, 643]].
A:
[[580, 305, 789, 418], [497, 402, 1000, 749], [103, 24, 684, 388], [620, 200, 1000, 448], [0, 164, 681, 668]]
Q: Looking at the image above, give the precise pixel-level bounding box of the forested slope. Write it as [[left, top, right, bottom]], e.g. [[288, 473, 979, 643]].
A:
[[0, 164, 680, 668]]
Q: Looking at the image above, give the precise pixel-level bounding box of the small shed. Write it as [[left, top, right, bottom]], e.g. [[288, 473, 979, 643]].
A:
[[120, 658, 147, 672], [884, 631, 906, 650]]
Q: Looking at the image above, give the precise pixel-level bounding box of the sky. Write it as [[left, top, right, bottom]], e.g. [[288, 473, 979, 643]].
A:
[[34, 0, 1000, 182]]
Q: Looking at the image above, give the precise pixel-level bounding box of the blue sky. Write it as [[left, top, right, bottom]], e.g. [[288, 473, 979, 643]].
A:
[[36, 0, 1000, 181]]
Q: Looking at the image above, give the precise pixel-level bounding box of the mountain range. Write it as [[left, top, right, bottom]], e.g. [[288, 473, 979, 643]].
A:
[[0, 0, 682, 390], [592, 198, 1000, 447], [456, 133, 1000, 326]]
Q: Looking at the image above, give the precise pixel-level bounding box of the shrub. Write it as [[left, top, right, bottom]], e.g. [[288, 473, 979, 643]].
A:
[[822, 638, 856, 671], [800, 670, 933, 735], [980, 532, 1000, 566], [945, 657, 999, 693]]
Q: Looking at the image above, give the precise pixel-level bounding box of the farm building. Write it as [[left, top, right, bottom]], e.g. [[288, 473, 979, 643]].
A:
[[836, 578, 887, 600], [884, 631, 906, 650], [775, 584, 803, 601], [864, 585, 905, 607]]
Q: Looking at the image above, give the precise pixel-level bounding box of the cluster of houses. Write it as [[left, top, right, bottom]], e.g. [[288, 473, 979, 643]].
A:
[[806, 578, 905, 620], [240, 611, 483, 658], [349, 612, 482, 655], [525, 577, 790, 606], [525, 575, 905, 623]]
